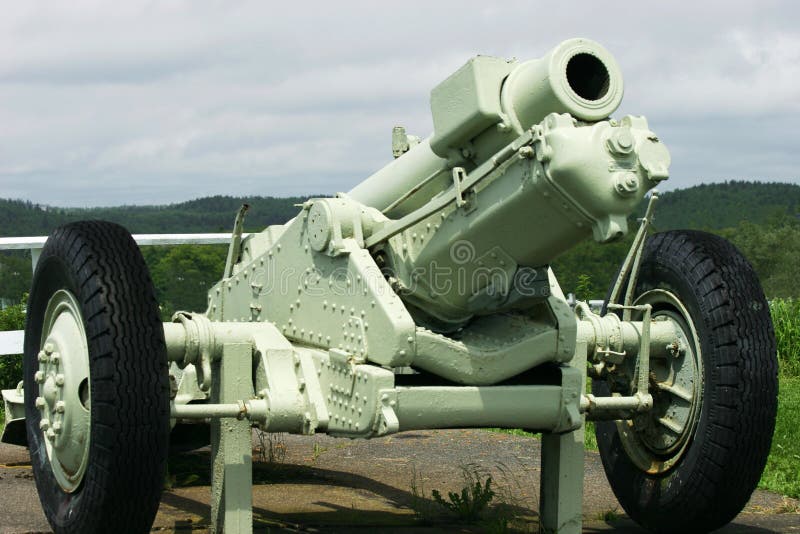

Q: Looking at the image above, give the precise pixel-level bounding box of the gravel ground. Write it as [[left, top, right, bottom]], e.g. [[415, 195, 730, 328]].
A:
[[1, 429, 798, 533]]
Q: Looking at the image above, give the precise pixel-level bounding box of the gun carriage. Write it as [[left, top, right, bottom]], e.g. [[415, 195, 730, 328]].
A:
[[2, 38, 777, 534]]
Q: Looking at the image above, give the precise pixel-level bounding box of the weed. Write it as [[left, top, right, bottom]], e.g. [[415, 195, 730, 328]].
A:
[[596, 507, 620, 522], [311, 441, 327, 461], [164, 453, 210, 489], [412, 462, 533, 531], [775, 497, 800, 514], [409, 465, 439, 523], [255, 430, 286, 464], [431, 475, 495, 522]]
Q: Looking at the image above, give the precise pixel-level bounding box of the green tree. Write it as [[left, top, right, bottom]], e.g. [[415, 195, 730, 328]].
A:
[[0, 295, 25, 390], [575, 274, 595, 301], [719, 216, 800, 299], [146, 245, 227, 319]]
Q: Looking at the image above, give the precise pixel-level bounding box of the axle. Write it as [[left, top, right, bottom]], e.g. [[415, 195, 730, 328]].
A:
[[161, 302, 683, 434]]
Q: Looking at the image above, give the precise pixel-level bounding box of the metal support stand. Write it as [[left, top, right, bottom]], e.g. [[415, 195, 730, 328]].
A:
[[211, 343, 254, 534], [539, 341, 587, 534]]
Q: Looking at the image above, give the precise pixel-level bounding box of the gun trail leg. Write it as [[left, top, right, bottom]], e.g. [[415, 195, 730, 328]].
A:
[[539, 342, 586, 534], [211, 343, 254, 534]]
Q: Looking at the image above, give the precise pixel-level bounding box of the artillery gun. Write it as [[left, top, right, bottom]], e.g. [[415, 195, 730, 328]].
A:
[[2, 38, 777, 533]]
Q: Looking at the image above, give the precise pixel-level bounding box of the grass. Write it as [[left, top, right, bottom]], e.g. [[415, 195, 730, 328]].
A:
[[760, 299, 800, 498], [596, 508, 620, 522], [771, 299, 800, 377], [759, 376, 800, 498]]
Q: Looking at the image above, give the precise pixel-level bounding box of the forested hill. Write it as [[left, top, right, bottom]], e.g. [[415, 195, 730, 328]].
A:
[[0, 195, 311, 237], [3, 180, 800, 308], [1, 181, 799, 238], [649, 181, 800, 231]]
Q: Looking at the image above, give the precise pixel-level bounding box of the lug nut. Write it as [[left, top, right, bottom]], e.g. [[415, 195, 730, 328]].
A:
[[37, 351, 49, 363], [55, 401, 66, 413], [44, 343, 54, 355], [52, 422, 62, 435], [34, 371, 45, 383], [46, 428, 55, 441], [35, 397, 46, 409], [55, 374, 65, 386], [51, 352, 61, 365], [40, 418, 50, 431]]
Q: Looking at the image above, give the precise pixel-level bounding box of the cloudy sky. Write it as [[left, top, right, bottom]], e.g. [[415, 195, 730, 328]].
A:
[[0, 1, 798, 207]]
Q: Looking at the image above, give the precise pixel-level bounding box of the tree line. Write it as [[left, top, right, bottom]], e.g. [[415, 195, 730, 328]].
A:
[[2, 181, 800, 315]]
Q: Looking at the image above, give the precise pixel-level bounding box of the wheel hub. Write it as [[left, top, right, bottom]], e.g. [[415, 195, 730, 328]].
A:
[[616, 289, 703, 474], [35, 290, 91, 493]]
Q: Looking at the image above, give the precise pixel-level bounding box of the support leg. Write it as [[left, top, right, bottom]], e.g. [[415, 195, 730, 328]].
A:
[[211, 343, 254, 534], [539, 341, 587, 534], [539, 426, 584, 533]]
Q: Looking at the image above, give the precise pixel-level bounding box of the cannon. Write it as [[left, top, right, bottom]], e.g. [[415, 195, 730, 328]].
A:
[[2, 38, 777, 533]]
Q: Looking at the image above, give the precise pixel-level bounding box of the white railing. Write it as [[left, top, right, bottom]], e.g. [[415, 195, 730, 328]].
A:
[[0, 233, 240, 356]]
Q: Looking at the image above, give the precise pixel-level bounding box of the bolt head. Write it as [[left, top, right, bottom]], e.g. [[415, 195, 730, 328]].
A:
[[46, 428, 56, 440], [55, 374, 65, 387], [52, 422, 62, 434], [55, 401, 66, 413], [35, 397, 46, 409], [37, 351, 49, 363], [39, 418, 50, 431], [50, 352, 61, 365], [614, 172, 639, 197], [518, 146, 535, 159], [44, 343, 54, 355], [34, 371, 45, 383], [607, 129, 634, 156]]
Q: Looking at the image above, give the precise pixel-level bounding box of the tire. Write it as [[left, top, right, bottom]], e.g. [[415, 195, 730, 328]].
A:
[[593, 230, 778, 533], [24, 221, 169, 533]]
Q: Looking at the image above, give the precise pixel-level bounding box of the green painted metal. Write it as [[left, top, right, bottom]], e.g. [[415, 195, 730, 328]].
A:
[[348, 38, 627, 219], [1, 381, 26, 446], [614, 289, 704, 474], [210, 343, 254, 534], [540, 341, 587, 534], [8, 37, 687, 534], [34, 289, 91, 493], [390, 382, 578, 432], [158, 37, 673, 533]]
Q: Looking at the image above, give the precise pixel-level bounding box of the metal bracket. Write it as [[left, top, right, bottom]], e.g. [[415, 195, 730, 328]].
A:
[[607, 302, 653, 398], [172, 312, 214, 392], [608, 192, 658, 321], [224, 203, 250, 278], [364, 129, 533, 248], [452, 167, 467, 208]]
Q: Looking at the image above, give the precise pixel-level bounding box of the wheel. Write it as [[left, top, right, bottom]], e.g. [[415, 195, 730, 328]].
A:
[[593, 230, 778, 533], [23, 221, 170, 533]]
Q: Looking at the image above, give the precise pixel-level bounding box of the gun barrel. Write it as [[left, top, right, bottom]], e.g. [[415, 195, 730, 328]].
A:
[[349, 38, 623, 216]]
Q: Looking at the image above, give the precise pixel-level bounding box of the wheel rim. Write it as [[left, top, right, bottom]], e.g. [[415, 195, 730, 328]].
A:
[[35, 289, 91, 492], [615, 289, 704, 474]]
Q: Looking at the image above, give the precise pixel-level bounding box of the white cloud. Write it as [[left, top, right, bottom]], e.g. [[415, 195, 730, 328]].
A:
[[0, 0, 798, 206]]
